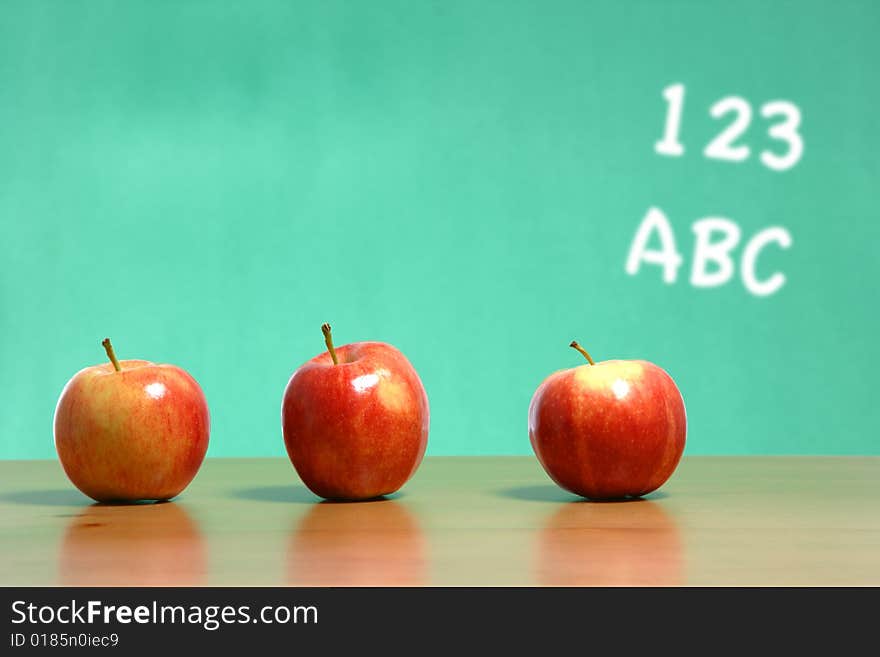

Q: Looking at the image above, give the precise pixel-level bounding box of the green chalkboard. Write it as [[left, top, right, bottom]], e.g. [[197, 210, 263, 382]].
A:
[[1, 1, 878, 458]]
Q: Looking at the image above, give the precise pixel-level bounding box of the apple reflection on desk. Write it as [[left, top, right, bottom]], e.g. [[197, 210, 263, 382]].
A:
[[287, 498, 426, 586], [535, 499, 683, 586], [58, 501, 206, 586]]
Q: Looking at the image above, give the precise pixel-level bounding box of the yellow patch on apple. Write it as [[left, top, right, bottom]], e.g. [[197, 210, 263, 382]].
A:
[[574, 361, 644, 392]]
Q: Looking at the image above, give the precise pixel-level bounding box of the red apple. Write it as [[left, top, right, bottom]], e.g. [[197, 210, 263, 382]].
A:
[[53, 338, 210, 502], [282, 324, 429, 500], [528, 341, 686, 500]]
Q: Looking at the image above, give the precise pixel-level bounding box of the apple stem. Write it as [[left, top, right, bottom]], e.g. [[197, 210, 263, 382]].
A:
[[102, 338, 122, 372], [322, 323, 339, 365], [569, 341, 595, 365]]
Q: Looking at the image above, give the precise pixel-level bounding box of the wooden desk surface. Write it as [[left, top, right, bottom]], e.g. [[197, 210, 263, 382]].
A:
[[0, 456, 878, 586]]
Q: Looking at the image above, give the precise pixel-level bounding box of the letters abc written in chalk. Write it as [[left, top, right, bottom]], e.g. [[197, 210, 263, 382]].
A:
[[625, 206, 792, 298]]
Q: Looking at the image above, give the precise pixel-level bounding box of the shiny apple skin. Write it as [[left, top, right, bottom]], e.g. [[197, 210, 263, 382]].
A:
[[282, 341, 429, 501], [54, 360, 210, 503], [529, 359, 686, 500]]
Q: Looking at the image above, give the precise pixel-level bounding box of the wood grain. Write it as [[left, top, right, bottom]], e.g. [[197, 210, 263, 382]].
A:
[[0, 456, 878, 586]]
